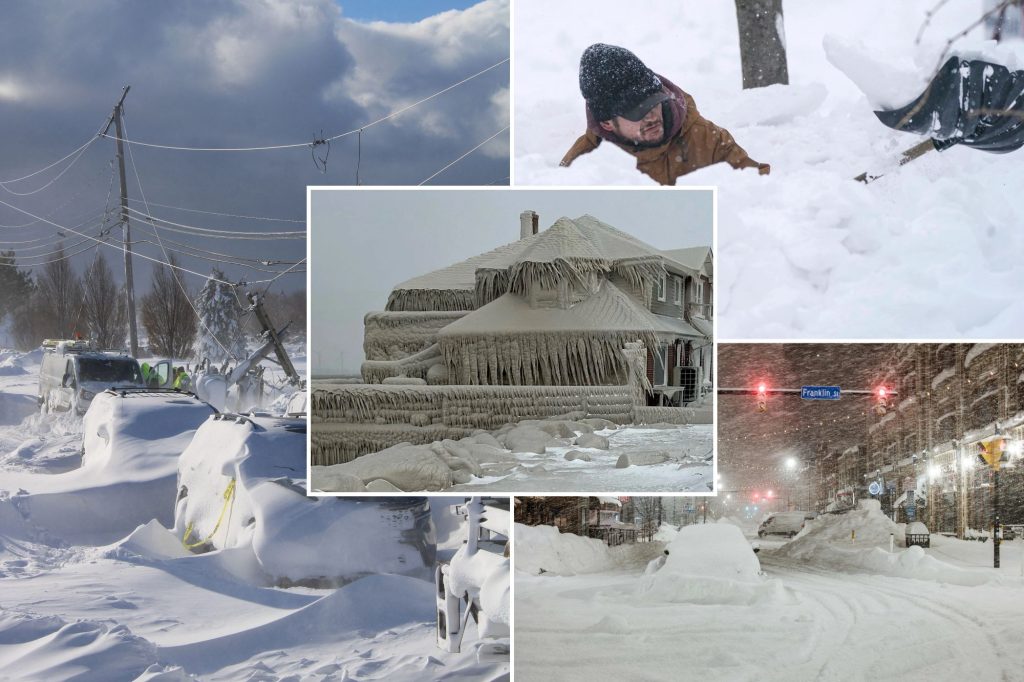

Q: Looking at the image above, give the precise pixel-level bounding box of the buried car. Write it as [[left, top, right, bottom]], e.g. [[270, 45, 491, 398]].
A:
[[174, 413, 435, 585], [758, 511, 815, 538]]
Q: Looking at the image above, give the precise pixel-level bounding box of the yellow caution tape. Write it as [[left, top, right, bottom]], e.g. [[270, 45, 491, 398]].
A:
[[182, 478, 236, 550]]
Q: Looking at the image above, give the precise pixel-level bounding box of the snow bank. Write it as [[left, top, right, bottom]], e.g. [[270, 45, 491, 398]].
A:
[[0, 610, 165, 680], [773, 499, 998, 585], [514, 523, 662, 575], [175, 414, 436, 586], [636, 524, 788, 606]]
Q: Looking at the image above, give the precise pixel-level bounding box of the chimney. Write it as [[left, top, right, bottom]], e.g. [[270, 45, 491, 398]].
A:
[[520, 210, 539, 239]]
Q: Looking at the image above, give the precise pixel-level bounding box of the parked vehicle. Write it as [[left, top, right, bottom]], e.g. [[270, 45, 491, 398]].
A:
[[906, 521, 930, 548], [38, 339, 167, 415], [757, 511, 811, 538]]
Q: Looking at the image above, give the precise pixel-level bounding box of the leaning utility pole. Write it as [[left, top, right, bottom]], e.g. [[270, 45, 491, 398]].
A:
[[103, 86, 139, 357]]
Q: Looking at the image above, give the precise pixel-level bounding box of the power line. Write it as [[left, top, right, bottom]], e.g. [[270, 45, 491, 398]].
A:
[[128, 224, 304, 266], [123, 197, 304, 223], [418, 126, 509, 185], [0, 133, 100, 185], [97, 57, 510, 152], [123, 206, 305, 239], [123, 119, 239, 362], [0, 197, 237, 285], [0, 211, 111, 247]]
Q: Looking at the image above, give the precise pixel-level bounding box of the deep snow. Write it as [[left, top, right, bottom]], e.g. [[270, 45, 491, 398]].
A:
[[515, 516, 1024, 681], [0, 346, 509, 680], [514, 0, 1024, 337]]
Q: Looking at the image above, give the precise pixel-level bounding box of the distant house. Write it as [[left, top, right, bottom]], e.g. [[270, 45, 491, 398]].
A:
[[364, 210, 712, 406]]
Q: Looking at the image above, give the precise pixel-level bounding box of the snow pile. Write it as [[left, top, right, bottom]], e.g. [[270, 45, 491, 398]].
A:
[[312, 417, 710, 492], [175, 414, 435, 586], [773, 499, 999, 585], [514, 523, 663, 575], [636, 523, 788, 605], [515, 0, 1024, 337]]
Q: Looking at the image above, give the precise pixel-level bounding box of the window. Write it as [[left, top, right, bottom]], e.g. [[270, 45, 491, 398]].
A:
[[695, 280, 704, 306], [673, 276, 682, 304], [656, 273, 666, 301]]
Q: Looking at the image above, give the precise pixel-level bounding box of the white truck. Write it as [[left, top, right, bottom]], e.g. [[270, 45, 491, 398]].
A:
[[38, 339, 165, 415]]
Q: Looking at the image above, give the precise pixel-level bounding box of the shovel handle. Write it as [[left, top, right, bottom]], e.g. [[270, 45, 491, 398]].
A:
[[855, 139, 940, 183]]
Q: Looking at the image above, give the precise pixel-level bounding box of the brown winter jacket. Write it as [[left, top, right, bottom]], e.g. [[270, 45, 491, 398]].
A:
[[560, 75, 769, 184]]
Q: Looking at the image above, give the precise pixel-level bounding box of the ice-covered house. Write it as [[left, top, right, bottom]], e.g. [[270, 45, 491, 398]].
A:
[[363, 210, 711, 405]]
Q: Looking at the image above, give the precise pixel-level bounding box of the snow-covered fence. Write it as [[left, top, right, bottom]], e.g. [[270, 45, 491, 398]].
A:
[[313, 384, 633, 426], [632, 406, 692, 425], [310, 383, 635, 464]]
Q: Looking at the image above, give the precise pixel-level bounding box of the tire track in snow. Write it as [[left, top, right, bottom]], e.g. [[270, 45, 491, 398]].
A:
[[761, 555, 1017, 681]]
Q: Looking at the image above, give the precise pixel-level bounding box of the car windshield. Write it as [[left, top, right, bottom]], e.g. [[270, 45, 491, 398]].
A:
[[78, 357, 142, 384]]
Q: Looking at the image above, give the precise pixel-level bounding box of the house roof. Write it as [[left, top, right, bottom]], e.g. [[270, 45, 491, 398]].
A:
[[391, 214, 699, 295], [437, 279, 702, 339], [664, 246, 712, 277]]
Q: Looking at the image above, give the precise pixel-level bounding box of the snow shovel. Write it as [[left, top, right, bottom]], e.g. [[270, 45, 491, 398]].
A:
[[855, 55, 1024, 183]]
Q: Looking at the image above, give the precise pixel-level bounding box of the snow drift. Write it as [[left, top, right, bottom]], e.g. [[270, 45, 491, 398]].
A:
[[773, 499, 1000, 585], [514, 522, 664, 576], [636, 523, 788, 606]]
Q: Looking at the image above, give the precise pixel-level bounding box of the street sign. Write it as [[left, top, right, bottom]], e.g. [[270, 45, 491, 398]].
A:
[[868, 481, 882, 496], [801, 385, 841, 400]]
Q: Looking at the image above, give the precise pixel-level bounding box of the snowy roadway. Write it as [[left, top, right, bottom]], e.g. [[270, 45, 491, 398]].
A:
[[515, 539, 1024, 681]]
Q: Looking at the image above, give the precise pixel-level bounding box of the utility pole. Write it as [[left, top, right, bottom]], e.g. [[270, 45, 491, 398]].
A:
[[248, 291, 300, 384], [103, 86, 139, 357]]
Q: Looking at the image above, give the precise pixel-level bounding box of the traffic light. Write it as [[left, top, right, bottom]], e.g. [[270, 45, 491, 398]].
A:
[[757, 382, 767, 412], [874, 386, 888, 415]]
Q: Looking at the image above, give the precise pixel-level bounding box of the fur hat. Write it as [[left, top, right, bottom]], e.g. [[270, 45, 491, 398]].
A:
[[579, 43, 666, 122]]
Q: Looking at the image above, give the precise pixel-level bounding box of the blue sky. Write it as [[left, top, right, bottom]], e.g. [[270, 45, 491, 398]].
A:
[[338, 0, 481, 22]]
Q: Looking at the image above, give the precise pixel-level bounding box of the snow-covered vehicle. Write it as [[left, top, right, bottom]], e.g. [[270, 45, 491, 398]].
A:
[[905, 521, 930, 548], [758, 511, 813, 538], [436, 497, 510, 657], [174, 412, 435, 585], [38, 339, 157, 415]]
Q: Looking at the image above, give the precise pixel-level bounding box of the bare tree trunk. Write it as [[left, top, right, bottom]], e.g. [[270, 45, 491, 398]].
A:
[[734, 0, 789, 89]]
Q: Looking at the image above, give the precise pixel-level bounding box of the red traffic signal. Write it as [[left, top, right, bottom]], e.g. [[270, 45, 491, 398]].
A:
[[756, 381, 768, 412]]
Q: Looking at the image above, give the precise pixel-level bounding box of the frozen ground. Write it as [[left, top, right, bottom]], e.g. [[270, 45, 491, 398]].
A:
[[449, 424, 712, 493], [0, 346, 509, 680], [313, 421, 713, 494], [515, 505, 1024, 681], [515, 0, 1024, 337]]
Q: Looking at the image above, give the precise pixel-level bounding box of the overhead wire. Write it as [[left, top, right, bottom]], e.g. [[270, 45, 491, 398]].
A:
[[122, 117, 239, 362], [0, 210, 112, 247], [128, 224, 304, 267], [418, 126, 509, 185], [123, 197, 304, 223], [0, 197, 237, 285], [97, 57, 510, 152], [0, 132, 101, 197], [0, 132, 100, 185], [123, 206, 305, 239]]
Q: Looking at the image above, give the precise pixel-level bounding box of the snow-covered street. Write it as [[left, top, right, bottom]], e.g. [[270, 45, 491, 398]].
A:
[[514, 507, 1024, 682]]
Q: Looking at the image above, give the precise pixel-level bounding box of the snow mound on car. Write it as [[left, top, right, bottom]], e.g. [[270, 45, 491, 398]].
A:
[[636, 524, 788, 606], [175, 415, 435, 586]]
